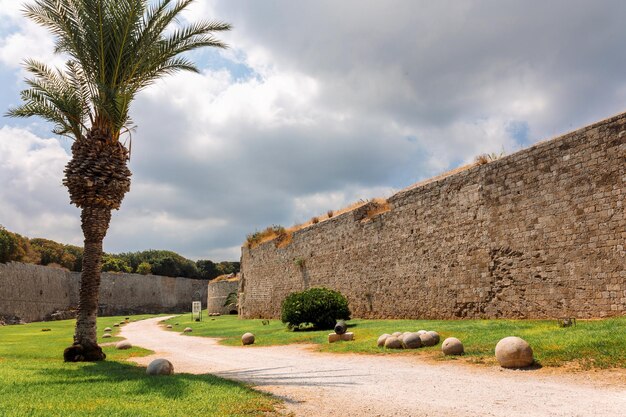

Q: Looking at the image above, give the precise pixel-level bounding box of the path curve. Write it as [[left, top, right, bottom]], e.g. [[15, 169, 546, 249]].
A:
[[121, 317, 626, 417]]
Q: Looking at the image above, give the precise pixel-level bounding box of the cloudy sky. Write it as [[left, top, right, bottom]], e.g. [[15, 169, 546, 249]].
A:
[[1, 0, 625, 261]]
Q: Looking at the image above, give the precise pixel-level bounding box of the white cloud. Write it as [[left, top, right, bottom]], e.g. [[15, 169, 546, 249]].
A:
[[0, 126, 80, 244], [2, 0, 626, 261]]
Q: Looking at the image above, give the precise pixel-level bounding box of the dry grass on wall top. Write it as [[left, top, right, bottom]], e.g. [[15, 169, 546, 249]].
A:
[[244, 198, 391, 249]]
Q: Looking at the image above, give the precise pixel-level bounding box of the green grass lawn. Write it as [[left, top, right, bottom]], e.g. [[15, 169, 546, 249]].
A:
[[0, 315, 280, 417], [165, 313, 626, 369]]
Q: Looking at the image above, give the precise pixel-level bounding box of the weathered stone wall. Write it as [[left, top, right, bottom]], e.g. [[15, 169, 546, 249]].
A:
[[240, 112, 626, 320], [0, 262, 78, 322], [207, 279, 239, 315], [0, 262, 208, 322]]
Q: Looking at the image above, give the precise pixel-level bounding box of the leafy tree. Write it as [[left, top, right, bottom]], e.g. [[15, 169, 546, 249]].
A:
[[0, 226, 21, 263], [101, 255, 132, 273], [7, 0, 229, 361], [196, 259, 218, 279], [216, 261, 240, 276], [136, 261, 151, 275]]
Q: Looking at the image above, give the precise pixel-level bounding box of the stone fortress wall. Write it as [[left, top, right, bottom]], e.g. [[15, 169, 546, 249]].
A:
[[0, 262, 208, 322], [207, 279, 239, 315], [240, 112, 626, 320]]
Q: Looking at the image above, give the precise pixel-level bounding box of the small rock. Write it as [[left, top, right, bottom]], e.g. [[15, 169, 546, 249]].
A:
[[392, 331, 403, 338], [384, 336, 403, 349], [377, 334, 391, 347], [113, 323, 120, 327], [102, 333, 112, 338], [419, 332, 437, 347], [116, 341, 132, 350], [427, 331, 440, 344], [146, 358, 174, 376], [442, 337, 464, 355], [242, 332, 255, 345], [166, 325, 173, 329], [495, 336, 534, 368], [103, 327, 112, 332], [183, 327, 192, 333], [402, 332, 423, 349]]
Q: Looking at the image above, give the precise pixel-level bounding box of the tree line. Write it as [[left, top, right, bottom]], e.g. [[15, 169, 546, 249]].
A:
[[0, 226, 238, 280]]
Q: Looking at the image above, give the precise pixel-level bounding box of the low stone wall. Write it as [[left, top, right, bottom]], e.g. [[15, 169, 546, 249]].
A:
[[0, 262, 209, 322], [207, 279, 239, 315]]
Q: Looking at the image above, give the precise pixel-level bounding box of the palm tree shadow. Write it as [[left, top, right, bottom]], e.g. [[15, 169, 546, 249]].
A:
[[30, 360, 248, 399]]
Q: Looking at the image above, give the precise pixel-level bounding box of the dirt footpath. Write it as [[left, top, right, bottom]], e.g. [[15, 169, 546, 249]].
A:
[[121, 317, 626, 417]]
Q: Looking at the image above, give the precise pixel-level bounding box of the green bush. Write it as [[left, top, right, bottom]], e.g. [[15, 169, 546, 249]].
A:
[[281, 287, 351, 330]]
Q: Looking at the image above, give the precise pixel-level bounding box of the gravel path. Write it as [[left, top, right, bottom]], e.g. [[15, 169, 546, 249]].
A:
[[121, 317, 626, 417]]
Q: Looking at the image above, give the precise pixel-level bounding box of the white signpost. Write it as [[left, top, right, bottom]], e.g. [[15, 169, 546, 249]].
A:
[[192, 301, 202, 322]]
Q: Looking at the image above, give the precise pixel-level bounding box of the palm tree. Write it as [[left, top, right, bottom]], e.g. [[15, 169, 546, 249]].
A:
[[7, 0, 230, 361]]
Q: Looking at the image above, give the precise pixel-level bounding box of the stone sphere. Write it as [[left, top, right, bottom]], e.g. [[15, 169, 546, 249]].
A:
[[384, 336, 403, 349], [402, 332, 423, 349], [495, 336, 534, 368], [427, 331, 440, 345], [146, 358, 174, 376], [166, 325, 173, 329], [419, 332, 437, 347], [113, 323, 120, 327], [392, 331, 403, 338], [183, 327, 193, 333], [102, 333, 112, 338], [377, 334, 391, 347], [242, 332, 255, 345], [103, 327, 112, 332], [442, 337, 464, 355], [116, 341, 132, 350], [416, 330, 428, 336]]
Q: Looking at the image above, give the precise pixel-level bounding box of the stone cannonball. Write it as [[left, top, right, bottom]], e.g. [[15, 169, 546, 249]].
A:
[[441, 337, 464, 355], [392, 331, 403, 338], [377, 334, 391, 347], [427, 331, 440, 345], [419, 332, 437, 347], [416, 330, 428, 336], [183, 327, 193, 333], [103, 327, 112, 332], [113, 323, 120, 327], [495, 336, 534, 368], [402, 332, 423, 349], [166, 325, 173, 329], [116, 341, 132, 350], [242, 332, 255, 345], [102, 333, 112, 339], [146, 358, 174, 376], [384, 336, 404, 349]]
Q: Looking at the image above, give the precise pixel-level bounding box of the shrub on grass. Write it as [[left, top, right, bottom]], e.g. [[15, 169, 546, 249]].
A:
[[281, 287, 351, 330]]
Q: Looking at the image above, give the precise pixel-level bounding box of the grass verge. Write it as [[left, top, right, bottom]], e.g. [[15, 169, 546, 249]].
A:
[[0, 315, 280, 417], [165, 313, 626, 369]]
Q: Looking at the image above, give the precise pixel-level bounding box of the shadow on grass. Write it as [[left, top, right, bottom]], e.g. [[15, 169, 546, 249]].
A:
[[30, 360, 250, 399]]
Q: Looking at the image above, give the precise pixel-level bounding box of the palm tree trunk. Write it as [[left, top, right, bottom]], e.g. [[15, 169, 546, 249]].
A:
[[64, 207, 111, 362]]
